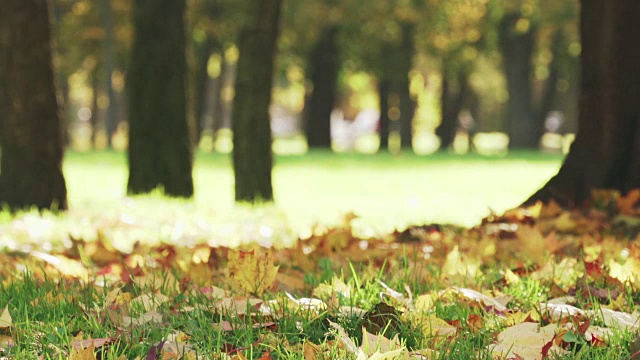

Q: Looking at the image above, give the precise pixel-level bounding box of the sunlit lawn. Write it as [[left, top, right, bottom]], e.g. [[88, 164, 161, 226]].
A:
[[64, 150, 563, 233]]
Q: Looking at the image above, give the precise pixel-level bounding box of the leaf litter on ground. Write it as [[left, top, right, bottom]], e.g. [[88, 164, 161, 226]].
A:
[[2, 190, 640, 358]]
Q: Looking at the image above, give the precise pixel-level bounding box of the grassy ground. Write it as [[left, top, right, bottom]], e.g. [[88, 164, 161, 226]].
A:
[[64, 150, 563, 231], [3, 151, 640, 359]]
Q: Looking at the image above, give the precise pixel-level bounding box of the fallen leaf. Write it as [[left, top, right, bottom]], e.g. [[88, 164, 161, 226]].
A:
[[490, 322, 566, 360], [0, 306, 11, 328], [227, 249, 279, 297]]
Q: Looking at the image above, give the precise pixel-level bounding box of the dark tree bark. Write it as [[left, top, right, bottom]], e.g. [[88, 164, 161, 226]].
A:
[[378, 79, 391, 150], [192, 38, 218, 142], [127, 0, 194, 197], [535, 29, 568, 130], [376, 22, 416, 151], [499, 12, 539, 149], [304, 25, 340, 149], [232, 0, 282, 202], [397, 22, 416, 149], [525, 0, 640, 206], [0, 0, 67, 211], [90, 70, 100, 146], [437, 61, 469, 150], [101, 0, 118, 148]]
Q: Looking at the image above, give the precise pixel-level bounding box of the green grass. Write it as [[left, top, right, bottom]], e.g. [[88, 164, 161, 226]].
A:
[[64, 150, 564, 232], [3, 150, 639, 360]]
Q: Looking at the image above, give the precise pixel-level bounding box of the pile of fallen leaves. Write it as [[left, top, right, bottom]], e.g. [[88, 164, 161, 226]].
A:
[[2, 189, 640, 359]]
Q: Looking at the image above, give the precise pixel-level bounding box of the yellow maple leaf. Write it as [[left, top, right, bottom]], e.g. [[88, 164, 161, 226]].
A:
[[227, 248, 279, 297], [69, 343, 97, 360]]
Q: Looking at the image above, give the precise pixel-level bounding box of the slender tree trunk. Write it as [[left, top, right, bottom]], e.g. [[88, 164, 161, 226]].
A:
[[90, 71, 100, 147], [51, 0, 71, 147], [127, 0, 194, 197], [210, 54, 227, 132], [305, 25, 340, 149], [398, 22, 416, 149], [525, 0, 640, 206], [536, 29, 565, 128], [378, 79, 391, 151], [0, 0, 67, 211], [232, 0, 282, 202], [101, 0, 118, 148], [499, 12, 539, 149], [437, 62, 468, 150], [193, 38, 217, 142]]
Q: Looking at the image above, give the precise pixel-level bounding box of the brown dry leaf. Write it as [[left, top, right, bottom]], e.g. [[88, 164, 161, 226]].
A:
[[83, 240, 122, 266], [361, 302, 400, 335], [618, 189, 640, 215], [160, 339, 198, 360], [0, 334, 13, 349], [303, 340, 320, 360], [467, 313, 484, 333], [539, 200, 563, 218], [227, 248, 279, 297], [256, 351, 272, 360]]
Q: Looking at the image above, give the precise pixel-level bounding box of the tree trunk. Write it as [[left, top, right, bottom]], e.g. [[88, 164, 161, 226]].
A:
[[525, 0, 640, 206], [192, 37, 217, 143], [101, 0, 118, 148], [536, 29, 565, 128], [232, 0, 282, 202], [397, 22, 416, 150], [499, 12, 539, 149], [0, 0, 67, 211], [378, 79, 391, 150], [304, 25, 340, 149], [437, 62, 468, 150], [127, 0, 194, 197], [90, 71, 100, 147]]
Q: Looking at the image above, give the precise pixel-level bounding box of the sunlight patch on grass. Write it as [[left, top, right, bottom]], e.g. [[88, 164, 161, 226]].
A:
[[63, 151, 563, 233]]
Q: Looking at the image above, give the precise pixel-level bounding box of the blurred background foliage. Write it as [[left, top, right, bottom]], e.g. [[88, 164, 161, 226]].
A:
[[51, 0, 580, 155]]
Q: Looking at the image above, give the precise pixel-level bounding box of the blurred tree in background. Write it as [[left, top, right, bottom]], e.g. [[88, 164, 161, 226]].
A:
[[0, 0, 67, 211], [232, 0, 282, 202], [35, 0, 582, 159], [127, 0, 194, 197], [51, 0, 131, 149]]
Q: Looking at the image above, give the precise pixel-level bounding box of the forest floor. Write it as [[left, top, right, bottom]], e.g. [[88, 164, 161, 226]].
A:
[[4, 151, 639, 359]]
